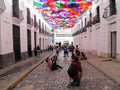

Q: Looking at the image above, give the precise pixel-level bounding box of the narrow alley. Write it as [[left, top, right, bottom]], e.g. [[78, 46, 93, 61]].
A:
[[12, 51, 120, 90]]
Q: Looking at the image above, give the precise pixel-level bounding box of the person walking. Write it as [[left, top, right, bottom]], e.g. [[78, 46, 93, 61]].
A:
[[70, 45, 75, 54], [63, 46, 69, 57]]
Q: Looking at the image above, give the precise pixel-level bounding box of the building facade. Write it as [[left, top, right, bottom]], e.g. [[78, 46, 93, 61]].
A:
[[54, 29, 73, 45], [0, 0, 52, 68], [73, 0, 120, 61]]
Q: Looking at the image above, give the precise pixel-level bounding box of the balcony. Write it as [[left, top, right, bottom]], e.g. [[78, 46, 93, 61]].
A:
[[34, 22, 39, 30], [0, 0, 6, 15], [72, 27, 87, 36], [27, 18, 33, 28], [86, 20, 92, 27], [72, 29, 82, 36], [92, 15, 100, 25], [83, 27, 87, 32], [103, 4, 116, 19], [46, 31, 52, 37], [12, 9, 24, 23], [41, 29, 44, 34]]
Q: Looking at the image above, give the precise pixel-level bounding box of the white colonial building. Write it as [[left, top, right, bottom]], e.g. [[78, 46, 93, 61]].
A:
[[0, 0, 52, 68], [73, 0, 120, 61]]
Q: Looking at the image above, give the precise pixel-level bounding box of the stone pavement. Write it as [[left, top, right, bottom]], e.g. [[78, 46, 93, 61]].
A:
[[86, 53, 120, 85], [12, 51, 120, 90], [1, 51, 120, 90], [0, 51, 53, 90]]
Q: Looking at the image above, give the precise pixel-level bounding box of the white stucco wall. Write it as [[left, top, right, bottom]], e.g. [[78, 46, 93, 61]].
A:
[[73, 0, 120, 60], [20, 26, 27, 52], [0, 0, 52, 55], [0, 0, 13, 54], [116, 0, 120, 59], [0, 20, 13, 54]]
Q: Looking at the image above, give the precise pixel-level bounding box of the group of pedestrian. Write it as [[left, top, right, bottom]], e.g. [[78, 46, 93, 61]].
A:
[[47, 45, 54, 51], [34, 45, 41, 57], [45, 44, 87, 88]]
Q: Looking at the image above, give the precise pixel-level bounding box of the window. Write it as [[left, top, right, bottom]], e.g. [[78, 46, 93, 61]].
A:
[[85, 18, 87, 27], [97, 6, 100, 18], [39, 19, 41, 32], [34, 15, 36, 27], [27, 8, 31, 24], [42, 22, 44, 33], [90, 12, 92, 22], [12, 0, 19, 18], [110, 0, 116, 15]]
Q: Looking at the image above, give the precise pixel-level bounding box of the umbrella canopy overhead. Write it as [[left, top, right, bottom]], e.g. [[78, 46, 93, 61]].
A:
[[33, 0, 92, 29]]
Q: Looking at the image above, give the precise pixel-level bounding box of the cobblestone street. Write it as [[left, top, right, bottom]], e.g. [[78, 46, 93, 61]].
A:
[[13, 51, 120, 90]]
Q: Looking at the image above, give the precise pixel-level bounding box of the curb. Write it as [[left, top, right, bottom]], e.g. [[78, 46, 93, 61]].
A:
[[6, 52, 53, 90]]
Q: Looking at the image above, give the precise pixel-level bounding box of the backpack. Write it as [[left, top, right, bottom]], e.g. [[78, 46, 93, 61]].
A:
[[67, 63, 78, 78]]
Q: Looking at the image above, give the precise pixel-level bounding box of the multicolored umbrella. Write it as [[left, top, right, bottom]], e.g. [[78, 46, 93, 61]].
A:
[[33, 0, 92, 29]]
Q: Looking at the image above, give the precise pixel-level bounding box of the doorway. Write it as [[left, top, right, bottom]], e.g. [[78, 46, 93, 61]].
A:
[[111, 31, 117, 58], [13, 25, 21, 62], [27, 29, 32, 57], [34, 32, 36, 48]]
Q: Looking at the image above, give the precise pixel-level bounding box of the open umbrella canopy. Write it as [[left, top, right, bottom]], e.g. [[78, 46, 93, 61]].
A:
[[33, 0, 92, 29]]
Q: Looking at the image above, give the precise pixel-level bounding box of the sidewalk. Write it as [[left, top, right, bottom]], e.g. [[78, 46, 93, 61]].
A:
[[0, 51, 53, 90], [86, 53, 120, 85]]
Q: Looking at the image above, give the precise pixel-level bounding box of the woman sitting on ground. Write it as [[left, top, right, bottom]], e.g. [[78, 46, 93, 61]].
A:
[[51, 55, 63, 71], [52, 55, 58, 61], [46, 55, 63, 71]]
